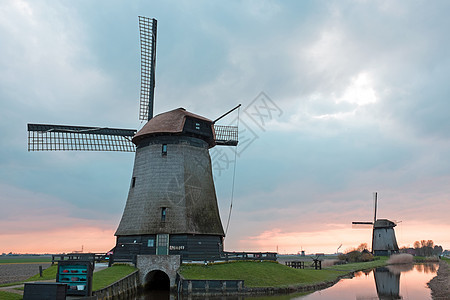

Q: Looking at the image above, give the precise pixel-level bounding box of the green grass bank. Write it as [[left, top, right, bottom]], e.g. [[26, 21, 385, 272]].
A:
[[0, 263, 137, 299], [180, 257, 388, 288]]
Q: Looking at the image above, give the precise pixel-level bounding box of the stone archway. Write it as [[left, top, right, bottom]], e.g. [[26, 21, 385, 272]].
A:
[[144, 270, 170, 290], [136, 255, 181, 289]]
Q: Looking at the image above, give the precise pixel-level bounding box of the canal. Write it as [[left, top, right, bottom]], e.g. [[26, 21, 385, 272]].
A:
[[137, 263, 438, 299], [295, 263, 438, 299]]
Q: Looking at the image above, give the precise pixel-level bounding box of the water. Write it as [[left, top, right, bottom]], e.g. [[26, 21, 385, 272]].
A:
[[137, 263, 438, 300], [294, 263, 438, 300]]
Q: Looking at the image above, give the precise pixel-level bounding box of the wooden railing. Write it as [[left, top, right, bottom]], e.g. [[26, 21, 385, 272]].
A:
[[180, 251, 277, 262], [51, 253, 107, 264]]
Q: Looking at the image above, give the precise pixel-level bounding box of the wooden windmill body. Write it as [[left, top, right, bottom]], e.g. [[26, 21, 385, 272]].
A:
[[352, 193, 399, 256], [27, 17, 239, 261]]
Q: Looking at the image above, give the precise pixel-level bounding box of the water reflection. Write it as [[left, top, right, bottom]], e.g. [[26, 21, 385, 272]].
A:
[[295, 263, 438, 300], [136, 263, 438, 300], [374, 267, 400, 299]]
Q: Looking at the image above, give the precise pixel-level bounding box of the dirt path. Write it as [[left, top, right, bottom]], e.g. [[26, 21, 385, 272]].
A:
[[428, 260, 450, 299]]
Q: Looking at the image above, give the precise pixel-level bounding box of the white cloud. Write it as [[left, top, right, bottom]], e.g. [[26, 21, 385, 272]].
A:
[[335, 72, 377, 105]]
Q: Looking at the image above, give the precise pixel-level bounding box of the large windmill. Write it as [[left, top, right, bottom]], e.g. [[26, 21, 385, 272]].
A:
[[352, 192, 399, 256], [27, 17, 239, 261]]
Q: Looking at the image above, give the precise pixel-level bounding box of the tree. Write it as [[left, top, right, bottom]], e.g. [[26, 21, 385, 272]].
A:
[[356, 243, 368, 252], [413, 240, 443, 257], [433, 245, 443, 256], [414, 241, 421, 249]]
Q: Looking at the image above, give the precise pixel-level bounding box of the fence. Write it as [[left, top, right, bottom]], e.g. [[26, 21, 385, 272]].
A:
[[181, 251, 277, 262], [52, 253, 106, 264]]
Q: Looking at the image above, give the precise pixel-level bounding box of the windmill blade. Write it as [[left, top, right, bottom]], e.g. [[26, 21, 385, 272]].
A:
[[28, 124, 136, 152], [138, 16, 157, 121], [352, 221, 374, 229], [214, 125, 238, 146]]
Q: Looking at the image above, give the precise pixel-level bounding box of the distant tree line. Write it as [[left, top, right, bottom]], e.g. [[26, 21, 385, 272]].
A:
[[412, 240, 443, 256], [400, 240, 443, 256]]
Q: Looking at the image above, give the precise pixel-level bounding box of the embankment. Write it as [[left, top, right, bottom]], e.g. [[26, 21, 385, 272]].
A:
[[428, 259, 450, 299]]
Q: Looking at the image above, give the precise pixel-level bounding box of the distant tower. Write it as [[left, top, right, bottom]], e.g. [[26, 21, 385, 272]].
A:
[[352, 192, 399, 256], [114, 108, 235, 259], [372, 219, 399, 256]]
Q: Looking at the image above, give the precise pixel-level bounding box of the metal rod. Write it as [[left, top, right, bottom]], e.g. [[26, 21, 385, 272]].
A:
[[213, 104, 241, 124]]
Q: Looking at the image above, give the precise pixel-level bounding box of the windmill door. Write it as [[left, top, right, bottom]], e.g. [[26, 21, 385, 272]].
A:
[[156, 234, 169, 255]]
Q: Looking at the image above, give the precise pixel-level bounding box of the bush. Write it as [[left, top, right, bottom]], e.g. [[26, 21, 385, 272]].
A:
[[339, 250, 374, 263]]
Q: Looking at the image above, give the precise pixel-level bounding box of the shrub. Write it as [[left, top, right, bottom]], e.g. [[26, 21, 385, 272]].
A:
[[339, 250, 374, 263]]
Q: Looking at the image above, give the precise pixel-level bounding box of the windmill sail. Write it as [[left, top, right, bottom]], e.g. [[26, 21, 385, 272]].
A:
[[138, 16, 157, 121], [214, 125, 238, 146], [27, 124, 136, 152]]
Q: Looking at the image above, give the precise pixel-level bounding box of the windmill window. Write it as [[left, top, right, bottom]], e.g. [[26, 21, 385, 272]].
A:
[[161, 207, 167, 222], [162, 144, 167, 156], [131, 177, 136, 188]]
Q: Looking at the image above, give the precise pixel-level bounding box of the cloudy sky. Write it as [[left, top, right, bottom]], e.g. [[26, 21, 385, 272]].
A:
[[1, 0, 450, 254]]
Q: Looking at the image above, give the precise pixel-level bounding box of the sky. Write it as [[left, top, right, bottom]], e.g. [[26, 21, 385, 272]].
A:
[[1, 0, 450, 255]]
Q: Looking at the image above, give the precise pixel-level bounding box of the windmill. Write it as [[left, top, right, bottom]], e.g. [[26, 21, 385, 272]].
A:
[[27, 17, 240, 261], [352, 192, 399, 256]]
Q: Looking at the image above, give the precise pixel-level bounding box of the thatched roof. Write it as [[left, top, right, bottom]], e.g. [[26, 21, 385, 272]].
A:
[[132, 108, 213, 145]]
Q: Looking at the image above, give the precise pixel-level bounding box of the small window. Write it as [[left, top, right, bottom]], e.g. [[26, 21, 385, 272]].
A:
[[162, 144, 167, 156], [161, 207, 167, 222], [131, 177, 136, 188], [147, 239, 154, 247], [195, 122, 200, 130]]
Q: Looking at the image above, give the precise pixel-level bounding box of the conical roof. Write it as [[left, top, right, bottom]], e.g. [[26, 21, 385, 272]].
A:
[[132, 108, 213, 145]]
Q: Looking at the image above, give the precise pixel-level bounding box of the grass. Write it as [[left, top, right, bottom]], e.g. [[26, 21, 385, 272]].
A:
[[92, 264, 137, 291], [326, 256, 388, 272], [24, 265, 57, 282], [0, 265, 57, 288], [180, 261, 347, 288], [413, 256, 440, 263], [0, 257, 52, 264], [180, 258, 391, 288], [0, 291, 23, 300], [0, 263, 136, 299]]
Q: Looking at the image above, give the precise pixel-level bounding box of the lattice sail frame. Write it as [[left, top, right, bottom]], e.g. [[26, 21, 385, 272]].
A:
[[28, 124, 136, 152], [138, 16, 157, 121], [214, 125, 238, 146]]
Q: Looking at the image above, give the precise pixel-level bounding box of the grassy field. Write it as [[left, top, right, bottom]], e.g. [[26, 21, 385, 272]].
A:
[[0, 291, 23, 300], [0, 257, 52, 264], [326, 256, 388, 271], [180, 258, 391, 288], [92, 264, 137, 291], [180, 261, 347, 288], [0, 263, 136, 292], [24, 265, 57, 282]]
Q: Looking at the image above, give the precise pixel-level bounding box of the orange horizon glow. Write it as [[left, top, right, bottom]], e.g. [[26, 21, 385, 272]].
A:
[[2, 222, 449, 255]]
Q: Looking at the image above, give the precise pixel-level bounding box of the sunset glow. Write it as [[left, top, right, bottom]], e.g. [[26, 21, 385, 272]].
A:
[[1, 1, 450, 256]]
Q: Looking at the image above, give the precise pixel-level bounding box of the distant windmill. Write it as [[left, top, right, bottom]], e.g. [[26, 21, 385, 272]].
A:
[[27, 17, 240, 261], [352, 192, 399, 256]]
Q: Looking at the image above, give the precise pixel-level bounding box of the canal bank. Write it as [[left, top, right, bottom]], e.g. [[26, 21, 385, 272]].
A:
[[427, 259, 450, 299], [176, 258, 389, 296]]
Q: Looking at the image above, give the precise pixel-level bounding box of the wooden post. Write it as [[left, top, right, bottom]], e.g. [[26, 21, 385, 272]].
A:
[[39, 266, 43, 277]]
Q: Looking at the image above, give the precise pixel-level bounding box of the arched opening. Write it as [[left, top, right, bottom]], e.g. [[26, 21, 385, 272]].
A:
[[144, 270, 170, 291]]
